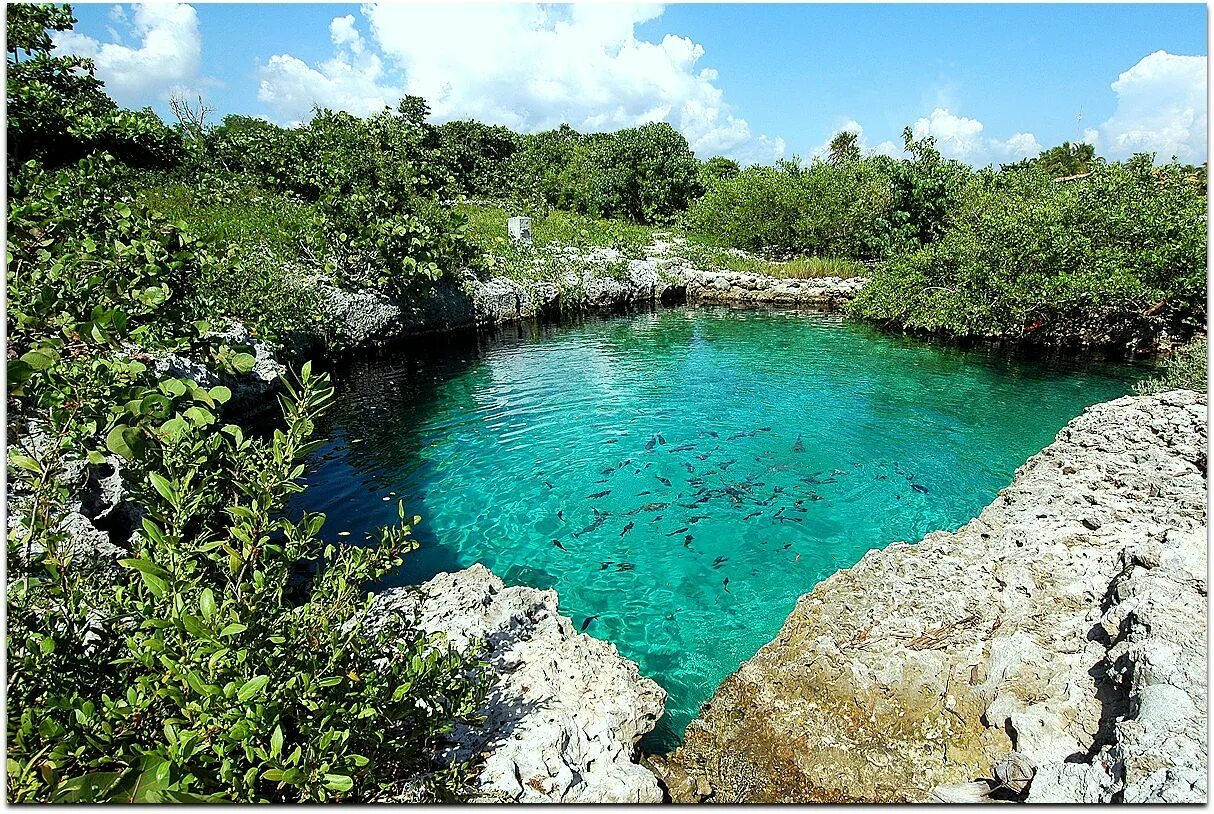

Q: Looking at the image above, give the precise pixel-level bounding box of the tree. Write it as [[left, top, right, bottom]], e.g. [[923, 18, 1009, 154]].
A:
[[827, 130, 860, 165]]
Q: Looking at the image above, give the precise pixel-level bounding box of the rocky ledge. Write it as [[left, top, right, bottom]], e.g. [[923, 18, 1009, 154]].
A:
[[652, 389, 1206, 804], [370, 565, 666, 803], [683, 268, 866, 309]]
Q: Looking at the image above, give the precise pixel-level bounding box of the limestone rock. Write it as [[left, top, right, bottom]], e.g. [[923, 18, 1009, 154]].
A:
[[682, 268, 867, 309], [653, 390, 1206, 804], [371, 565, 666, 803]]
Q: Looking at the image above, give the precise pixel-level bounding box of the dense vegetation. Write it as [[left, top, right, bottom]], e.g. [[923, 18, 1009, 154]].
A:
[[5, 3, 1207, 802], [7, 6, 483, 802]]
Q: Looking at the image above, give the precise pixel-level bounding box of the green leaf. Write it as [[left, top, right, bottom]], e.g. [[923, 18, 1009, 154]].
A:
[[271, 724, 284, 757], [105, 425, 144, 460], [324, 773, 354, 792], [19, 349, 55, 370], [208, 385, 232, 404], [236, 675, 270, 703], [8, 454, 42, 474], [87, 450, 107, 466], [199, 588, 216, 620], [231, 352, 257, 374], [219, 623, 247, 637], [148, 472, 179, 508]]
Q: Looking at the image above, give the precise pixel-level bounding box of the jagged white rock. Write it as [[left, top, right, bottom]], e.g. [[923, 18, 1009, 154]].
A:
[[654, 389, 1206, 804], [371, 565, 666, 803]]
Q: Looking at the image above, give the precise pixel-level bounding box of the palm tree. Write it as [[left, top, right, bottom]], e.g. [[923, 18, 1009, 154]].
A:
[[827, 130, 860, 165]]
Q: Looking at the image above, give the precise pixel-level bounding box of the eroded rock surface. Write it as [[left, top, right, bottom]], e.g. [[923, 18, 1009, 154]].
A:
[[683, 268, 866, 309], [371, 565, 666, 803], [653, 390, 1206, 804]]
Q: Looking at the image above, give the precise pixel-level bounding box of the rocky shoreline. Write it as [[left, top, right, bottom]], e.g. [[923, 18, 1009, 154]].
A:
[[650, 389, 1207, 803]]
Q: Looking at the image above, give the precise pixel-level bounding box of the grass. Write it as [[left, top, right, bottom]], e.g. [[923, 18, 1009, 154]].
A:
[[459, 202, 657, 257], [673, 235, 867, 280]]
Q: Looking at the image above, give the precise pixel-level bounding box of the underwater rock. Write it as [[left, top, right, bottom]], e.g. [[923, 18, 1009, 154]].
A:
[[652, 389, 1206, 803], [370, 564, 666, 803]]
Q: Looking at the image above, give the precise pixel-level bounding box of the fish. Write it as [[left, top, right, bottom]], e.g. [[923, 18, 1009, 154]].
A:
[[557, 510, 565, 521], [912, 483, 930, 494], [645, 436, 657, 451], [727, 432, 746, 441], [635, 490, 653, 497], [683, 535, 694, 547], [781, 543, 792, 550], [587, 489, 611, 499], [544, 481, 555, 489], [695, 454, 710, 461], [757, 427, 772, 433], [620, 522, 634, 536], [687, 515, 710, 524], [657, 433, 667, 446], [580, 615, 601, 632], [657, 476, 672, 487], [712, 556, 729, 569], [576, 515, 608, 536], [743, 511, 762, 520], [667, 527, 690, 536], [616, 562, 635, 572], [601, 467, 615, 476], [599, 561, 614, 570], [553, 539, 567, 551], [792, 435, 804, 453], [722, 578, 731, 593], [719, 459, 737, 471], [605, 438, 619, 444], [684, 463, 696, 474], [652, 514, 665, 523], [699, 430, 719, 438], [794, 553, 801, 562], [670, 444, 696, 452]]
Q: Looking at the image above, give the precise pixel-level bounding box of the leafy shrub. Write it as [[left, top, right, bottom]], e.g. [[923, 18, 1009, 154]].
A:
[[434, 119, 520, 197], [1135, 337, 1208, 394], [851, 159, 1207, 345], [8, 364, 485, 802]]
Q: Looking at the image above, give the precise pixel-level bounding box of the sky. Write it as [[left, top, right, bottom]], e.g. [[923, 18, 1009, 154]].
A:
[[57, 2, 1209, 166]]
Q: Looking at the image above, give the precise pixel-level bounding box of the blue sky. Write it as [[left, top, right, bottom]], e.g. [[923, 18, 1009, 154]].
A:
[[59, 3, 1208, 165]]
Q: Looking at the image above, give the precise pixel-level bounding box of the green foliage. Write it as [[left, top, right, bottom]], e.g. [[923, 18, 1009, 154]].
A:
[[1135, 337, 1208, 395], [851, 160, 1207, 344], [434, 119, 520, 197], [8, 365, 485, 802], [7, 4, 182, 169], [827, 130, 860, 166], [700, 156, 741, 187], [1004, 141, 1096, 178], [505, 122, 701, 225]]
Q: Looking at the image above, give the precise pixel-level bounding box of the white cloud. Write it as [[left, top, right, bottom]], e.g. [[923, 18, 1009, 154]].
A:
[[910, 108, 1041, 165], [1098, 50, 1206, 163], [257, 15, 402, 122], [255, 3, 784, 163], [55, 3, 203, 107]]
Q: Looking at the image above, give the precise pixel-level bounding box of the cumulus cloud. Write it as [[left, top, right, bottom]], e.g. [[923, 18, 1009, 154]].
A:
[[55, 3, 203, 107], [257, 15, 403, 122], [255, 3, 784, 162], [910, 108, 1041, 165], [1097, 50, 1206, 162]]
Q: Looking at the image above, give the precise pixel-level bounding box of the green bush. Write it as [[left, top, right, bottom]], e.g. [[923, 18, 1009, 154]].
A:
[[1135, 337, 1208, 394], [851, 159, 1207, 344]]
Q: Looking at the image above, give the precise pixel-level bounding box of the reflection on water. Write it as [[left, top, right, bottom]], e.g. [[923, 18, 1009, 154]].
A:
[[298, 306, 1140, 750]]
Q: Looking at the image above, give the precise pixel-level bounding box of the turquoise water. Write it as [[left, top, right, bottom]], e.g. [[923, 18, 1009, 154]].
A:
[[300, 306, 1138, 749]]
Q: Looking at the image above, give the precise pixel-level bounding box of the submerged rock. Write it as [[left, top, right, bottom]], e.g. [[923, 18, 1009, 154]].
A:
[[652, 389, 1206, 804], [371, 564, 666, 803]]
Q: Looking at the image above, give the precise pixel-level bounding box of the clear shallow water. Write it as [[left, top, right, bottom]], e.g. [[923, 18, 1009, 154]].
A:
[[299, 306, 1139, 750]]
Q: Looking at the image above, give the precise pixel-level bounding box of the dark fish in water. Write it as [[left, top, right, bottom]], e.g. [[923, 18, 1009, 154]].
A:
[[599, 562, 613, 570], [699, 430, 719, 438], [793, 435, 804, 453], [671, 444, 696, 452], [723, 578, 731, 593], [757, 427, 772, 432], [652, 514, 665, 523], [695, 454, 710, 461], [684, 463, 696, 474], [720, 459, 737, 471], [657, 433, 667, 446], [712, 556, 728, 569], [683, 535, 694, 547], [667, 527, 690, 536], [774, 507, 786, 518], [643, 502, 669, 511], [620, 522, 634, 536], [781, 543, 792, 550], [616, 562, 635, 572], [636, 490, 653, 497], [912, 483, 929, 494], [576, 515, 608, 536], [593, 479, 609, 484], [605, 438, 619, 444], [688, 515, 710, 524], [544, 481, 555, 489], [587, 489, 611, 499], [743, 511, 762, 520], [645, 436, 657, 451], [727, 432, 746, 441], [553, 539, 567, 551], [657, 476, 672, 487], [601, 467, 615, 476], [557, 510, 565, 521], [580, 615, 601, 632]]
